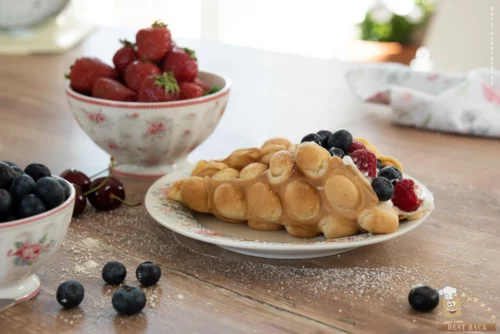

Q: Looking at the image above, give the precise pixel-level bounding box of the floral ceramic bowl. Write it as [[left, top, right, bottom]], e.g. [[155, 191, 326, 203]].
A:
[[0, 177, 75, 304], [66, 71, 231, 178]]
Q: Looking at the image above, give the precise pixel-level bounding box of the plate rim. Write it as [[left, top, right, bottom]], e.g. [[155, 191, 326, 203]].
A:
[[145, 166, 433, 251]]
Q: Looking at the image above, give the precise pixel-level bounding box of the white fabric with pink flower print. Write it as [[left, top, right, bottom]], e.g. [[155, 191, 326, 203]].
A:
[[346, 64, 500, 138]]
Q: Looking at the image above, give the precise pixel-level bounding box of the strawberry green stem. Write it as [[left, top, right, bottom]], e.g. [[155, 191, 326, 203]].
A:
[[152, 72, 179, 94], [182, 48, 197, 61], [119, 39, 135, 47], [152, 20, 168, 28]]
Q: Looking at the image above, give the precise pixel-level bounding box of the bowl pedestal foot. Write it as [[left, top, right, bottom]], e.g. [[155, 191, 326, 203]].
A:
[[112, 159, 190, 179], [1, 274, 41, 304]]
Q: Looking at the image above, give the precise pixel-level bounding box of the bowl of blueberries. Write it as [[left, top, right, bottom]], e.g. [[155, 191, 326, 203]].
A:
[[0, 161, 75, 304]]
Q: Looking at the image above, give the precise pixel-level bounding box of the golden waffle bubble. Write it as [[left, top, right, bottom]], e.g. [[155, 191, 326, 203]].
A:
[[295, 142, 330, 179], [212, 168, 240, 180], [240, 163, 268, 179], [214, 183, 247, 220], [180, 177, 209, 212], [357, 202, 399, 234], [222, 148, 262, 170], [324, 175, 360, 210], [247, 182, 283, 222], [284, 180, 321, 221], [191, 161, 228, 177], [320, 216, 359, 239], [268, 150, 294, 184]]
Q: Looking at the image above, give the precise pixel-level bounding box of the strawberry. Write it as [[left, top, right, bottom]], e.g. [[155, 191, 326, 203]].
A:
[[124, 61, 161, 92], [136, 21, 172, 62], [179, 82, 204, 100], [92, 78, 137, 102], [350, 149, 377, 179], [162, 46, 198, 82], [194, 78, 210, 94], [392, 179, 422, 212], [348, 140, 366, 154], [138, 72, 179, 102], [68, 57, 118, 94], [113, 39, 136, 76]]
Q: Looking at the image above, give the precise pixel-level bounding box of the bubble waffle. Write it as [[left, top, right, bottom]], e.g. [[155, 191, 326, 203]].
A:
[[167, 137, 430, 239]]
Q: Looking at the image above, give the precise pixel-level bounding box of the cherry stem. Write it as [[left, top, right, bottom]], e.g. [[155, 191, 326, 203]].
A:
[[110, 194, 142, 207], [84, 157, 115, 196]]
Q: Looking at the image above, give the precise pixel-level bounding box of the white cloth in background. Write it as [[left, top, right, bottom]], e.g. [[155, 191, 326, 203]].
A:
[[346, 64, 500, 138]]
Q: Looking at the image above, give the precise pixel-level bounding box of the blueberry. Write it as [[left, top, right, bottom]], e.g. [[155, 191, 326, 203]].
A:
[[0, 164, 15, 189], [56, 280, 84, 309], [300, 133, 322, 146], [24, 163, 51, 182], [376, 159, 383, 170], [112, 286, 146, 315], [36, 177, 65, 209], [0, 189, 14, 221], [102, 261, 127, 285], [371, 177, 394, 202], [136, 262, 161, 287], [12, 166, 24, 177], [9, 174, 36, 201], [57, 179, 71, 200], [316, 130, 333, 148], [408, 285, 439, 312], [1, 161, 18, 167], [18, 194, 46, 218], [328, 147, 345, 158], [327, 130, 353, 152], [378, 166, 403, 182]]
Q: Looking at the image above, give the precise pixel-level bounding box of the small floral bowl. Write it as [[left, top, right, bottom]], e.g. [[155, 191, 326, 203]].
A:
[[66, 71, 231, 178], [0, 177, 75, 304]]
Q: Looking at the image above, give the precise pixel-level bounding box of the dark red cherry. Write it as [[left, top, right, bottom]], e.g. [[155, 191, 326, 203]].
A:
[[72, 184, 87, 217], [60, 169, 91, 193], [87, 177, 125, 211]]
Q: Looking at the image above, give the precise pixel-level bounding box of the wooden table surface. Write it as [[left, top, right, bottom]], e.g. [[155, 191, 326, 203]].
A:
[[0, 28, 499, 334]]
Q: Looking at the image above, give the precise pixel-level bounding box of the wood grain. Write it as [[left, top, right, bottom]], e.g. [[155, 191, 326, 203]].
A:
[[0, 28, 499, 334]]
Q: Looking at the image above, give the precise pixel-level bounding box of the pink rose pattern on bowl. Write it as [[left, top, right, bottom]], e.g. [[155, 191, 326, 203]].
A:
[[7, 233, 55, 266]]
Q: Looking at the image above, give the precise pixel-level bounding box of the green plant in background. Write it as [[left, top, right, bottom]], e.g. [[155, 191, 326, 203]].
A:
[[360, 0, 435, 44]]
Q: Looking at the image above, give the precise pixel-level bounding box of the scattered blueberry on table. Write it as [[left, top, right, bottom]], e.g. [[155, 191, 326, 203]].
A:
[[102, 261, 127, 285], [136, 262, 162, 287], [408, 285, 440, 312], [112, 286, 147, 315], [57, 280, 85, 309]]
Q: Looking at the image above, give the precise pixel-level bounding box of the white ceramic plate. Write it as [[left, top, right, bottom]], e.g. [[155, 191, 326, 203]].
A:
[[145, 164, 433, 259]]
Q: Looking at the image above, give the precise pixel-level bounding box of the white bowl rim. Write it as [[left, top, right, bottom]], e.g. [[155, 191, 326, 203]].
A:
[[0, 176, 76, 231], [65, 70, 231, 109]]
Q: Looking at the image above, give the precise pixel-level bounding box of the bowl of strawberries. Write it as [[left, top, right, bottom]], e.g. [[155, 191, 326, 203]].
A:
[[66, 21, 230, 178]]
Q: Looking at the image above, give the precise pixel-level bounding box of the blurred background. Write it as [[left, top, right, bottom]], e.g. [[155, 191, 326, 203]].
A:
[[0, 0, 498, 72]]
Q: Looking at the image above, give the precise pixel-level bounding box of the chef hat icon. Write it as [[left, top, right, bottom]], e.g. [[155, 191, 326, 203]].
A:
[[439, 286, 457, 300]]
